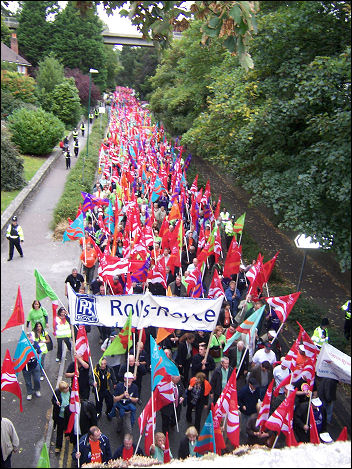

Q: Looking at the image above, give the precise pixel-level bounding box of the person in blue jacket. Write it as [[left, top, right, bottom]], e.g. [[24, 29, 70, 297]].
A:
[[72, 426, 112, 466]]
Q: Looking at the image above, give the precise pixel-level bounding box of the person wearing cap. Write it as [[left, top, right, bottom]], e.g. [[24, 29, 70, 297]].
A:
[[311, 318, 330, 348], [251, 342, 276, 367], [258, 329, 282, 361], [6, 216, 24, 261], [238, 377, 261, 444], [107, 372, 139, 427], [117, 354, 146, 397]]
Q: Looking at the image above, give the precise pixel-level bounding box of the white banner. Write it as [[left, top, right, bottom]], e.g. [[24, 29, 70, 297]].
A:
[[67, 285, 223, 331], [316, 343, 351, 384]]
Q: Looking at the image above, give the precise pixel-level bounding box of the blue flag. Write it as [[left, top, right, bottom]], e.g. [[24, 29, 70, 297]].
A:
[[13, 330, 41, 373], [63, 213, 85, 243], [104, 200, 115, 234], [150, 336, 179, 391], [194, 410, 216, 455]]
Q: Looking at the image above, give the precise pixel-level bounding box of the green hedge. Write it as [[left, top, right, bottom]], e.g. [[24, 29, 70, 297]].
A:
[[52, 114, 108, 228]]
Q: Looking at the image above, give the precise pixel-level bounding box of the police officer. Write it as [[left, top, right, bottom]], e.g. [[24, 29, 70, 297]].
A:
[[220, 207, 230, 226], [65, 149, 71, 170], [74, 139, 79, 158], [342, 300, 351, 340], [72, 128, 78, 142], [89, 112, 94, 124], [80, 122, 86, 137], [311, 318, 329, 349], [6, 216, 24, 261], [94, 108, 99, 119], [224, 216, 234, 250]]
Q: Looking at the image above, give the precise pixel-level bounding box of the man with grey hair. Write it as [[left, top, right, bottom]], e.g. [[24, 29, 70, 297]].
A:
[[209, 356, 234, 405]]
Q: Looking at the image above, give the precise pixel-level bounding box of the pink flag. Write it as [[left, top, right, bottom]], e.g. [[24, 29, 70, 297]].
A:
[[265, 292, 301, 324]]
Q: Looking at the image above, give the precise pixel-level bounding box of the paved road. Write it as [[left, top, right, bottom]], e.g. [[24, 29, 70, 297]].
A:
[[1, 129, 91, 468]]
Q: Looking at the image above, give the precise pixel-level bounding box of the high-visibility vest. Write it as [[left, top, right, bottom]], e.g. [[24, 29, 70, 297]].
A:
[[95, 109, 99, 117], [73, 130, 78, 138], [55, 318, 71, 338], [224, 220, 233, 236], [6, 224, 24, 241], [89, 113, 94, 120], [220, 211, 230, 223], [342, 300, 351, 320], [311, 326, 329, 348], [35, 333, 48, 354], [80, 123, 85, 131]]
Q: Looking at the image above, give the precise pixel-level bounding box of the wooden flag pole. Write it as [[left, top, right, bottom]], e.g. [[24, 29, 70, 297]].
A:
[[134, 328, 144, 378]]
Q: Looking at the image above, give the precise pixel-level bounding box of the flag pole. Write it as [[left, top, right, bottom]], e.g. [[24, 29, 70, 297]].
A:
[[76, 408, 80, 468], [236, 346, 248, 378], [270, 322, 284, 346], [134, 327, 144, 378], [173, 399, 179, 432], [305, 389, 313, 426], [134, 432, 143, 456], [271, 432, 280, 449]]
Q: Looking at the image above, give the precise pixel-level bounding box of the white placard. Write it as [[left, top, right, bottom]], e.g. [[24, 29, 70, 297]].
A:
[[316, 342, 351, 384], [67, 285, 223, 332]]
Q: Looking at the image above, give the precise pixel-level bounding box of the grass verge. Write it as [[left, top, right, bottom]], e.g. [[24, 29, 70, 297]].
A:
[[51, 114, 108, 231], [1, 155, 47, 213]]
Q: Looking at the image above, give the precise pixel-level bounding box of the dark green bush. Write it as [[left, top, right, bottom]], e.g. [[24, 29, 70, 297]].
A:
[[1, 125, 26, 191], [7, 107, 65, 155], [50, 78, 81, 128]]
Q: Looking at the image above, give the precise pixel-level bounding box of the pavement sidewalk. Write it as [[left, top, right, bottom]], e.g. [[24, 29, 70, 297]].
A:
[[1, 119, 95, 468]]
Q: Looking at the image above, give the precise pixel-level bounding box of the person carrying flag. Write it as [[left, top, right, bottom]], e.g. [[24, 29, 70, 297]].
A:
[[51, 381, 72, 453], [22, 332, 42, 401], [149, 432, 173, 462], [93, 358, 117, 420], [107, 372, 139, 429], [72, 426, 112, 466]]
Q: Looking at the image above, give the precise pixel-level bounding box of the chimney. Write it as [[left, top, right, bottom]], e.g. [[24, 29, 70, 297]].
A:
[[11, 33, 18, 55]]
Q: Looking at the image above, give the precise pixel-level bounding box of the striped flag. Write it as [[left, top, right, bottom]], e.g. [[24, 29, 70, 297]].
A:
[[226, 384, 240, 448], [265, 389, 297, 442], [1, 349, 23, 412], [13, 330, 36, 373], [246, 253, 266, 297], [194, 410, 216, 455], [309, 402, 321, 444], [62, 213, 85, 243], [224, 305, 266, 353], [65, 368, 80, 433], [256, 379, 274, 430], [164, 432, 171, 463], [207, 269, 225, 299], [265, 292, 301, 324], [233, 212, 246, 234], [297, 322, 320, 359], [75, 326, 90, 362]]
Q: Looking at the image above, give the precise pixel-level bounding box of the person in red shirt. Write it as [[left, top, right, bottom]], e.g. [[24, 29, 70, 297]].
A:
[[73, 426, 112, 465], [108, 275, 124, 295], [112, 433, 144, 460]]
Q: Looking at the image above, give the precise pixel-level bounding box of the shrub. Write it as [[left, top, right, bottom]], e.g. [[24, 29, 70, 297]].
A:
[[65, 68, 101, 107], [50, 77, 82, 127], [1, 124, 26, 191], [1, 70, 37, 103], [1, 89, 28, 120], [8, 107, 65, 155]]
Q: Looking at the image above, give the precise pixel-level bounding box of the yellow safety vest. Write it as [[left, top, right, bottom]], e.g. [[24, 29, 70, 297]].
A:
[[56, 318, 71, 338]]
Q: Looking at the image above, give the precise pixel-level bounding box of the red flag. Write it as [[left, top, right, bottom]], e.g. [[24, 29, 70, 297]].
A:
[[297, 322, 320, 359], [256, 379, 274, 430], [1, 349, 23, 412], [75, 326, 90, 362], [65, 367, 80, 434], [336, 426, 348, 441], [214, 196, 221, 219], [211, 404, 226, 454], [223, 237, 242, 277], [207, 269, 225, 299], [246, 253, 266, 297], [164, 432, 171, 463], [309, 404, 320, 444], [263, 251, 280, 283], [1, 286, 25, 332], [265, 390, 297, 444], [265, 292, 301, 324], [225, 377, 240, 448]]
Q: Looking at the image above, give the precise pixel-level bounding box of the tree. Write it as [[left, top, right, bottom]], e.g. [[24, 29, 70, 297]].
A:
[[50, 77, 82, 127], [16, 1, 59, 67], [1, 15, 11, 46], [1, 124, 26, 191], [104, 45, 124, 91], [8, 107, 65, 155], [36, 53, 65, 111], [181, 1, 351, 271], [50, 2, 107, 90], [65, 68, 102, 107], [1, 70, 37, 103], [73, 1, 260, 69]]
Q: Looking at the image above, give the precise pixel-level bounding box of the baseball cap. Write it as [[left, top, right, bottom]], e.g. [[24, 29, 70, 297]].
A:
[[268, 330, 277, 338], [321, 318, 329, 327], [124, 372, 134, 379], [264, 341, 272, 348], [319, 432, 333, 443], [12, 216, 17, 221]]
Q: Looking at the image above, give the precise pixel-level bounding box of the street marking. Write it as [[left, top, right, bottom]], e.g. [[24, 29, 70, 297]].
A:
[[67, 442, 73, 468], [59, 434, 66, 467]]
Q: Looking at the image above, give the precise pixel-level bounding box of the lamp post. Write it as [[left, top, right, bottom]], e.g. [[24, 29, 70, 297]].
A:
[[82, 68, 99, 184], [294, 234, 321, 291]]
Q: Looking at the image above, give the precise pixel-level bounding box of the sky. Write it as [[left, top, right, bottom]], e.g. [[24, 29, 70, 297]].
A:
[[4, 1, 140, 34]]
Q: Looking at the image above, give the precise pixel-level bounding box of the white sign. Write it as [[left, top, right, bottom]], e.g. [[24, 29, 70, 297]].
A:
[[316, 343, 351, 384], [99, 106, 105, 114], [294, 234, 321, 249], [67, 285, 223, 331]]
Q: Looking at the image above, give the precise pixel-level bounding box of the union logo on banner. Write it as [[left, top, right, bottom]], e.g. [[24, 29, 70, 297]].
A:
[[75, 294, 99, 324]]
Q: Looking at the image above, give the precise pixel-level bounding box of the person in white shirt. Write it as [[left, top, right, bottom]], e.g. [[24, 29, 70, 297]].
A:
[[251, 342, 276, 367], [273, 358, 290, 394], [186, 257, 198, 274]]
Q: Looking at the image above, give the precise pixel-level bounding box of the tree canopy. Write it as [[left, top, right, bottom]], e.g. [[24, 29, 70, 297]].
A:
[[149, 1, 351, 271]]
